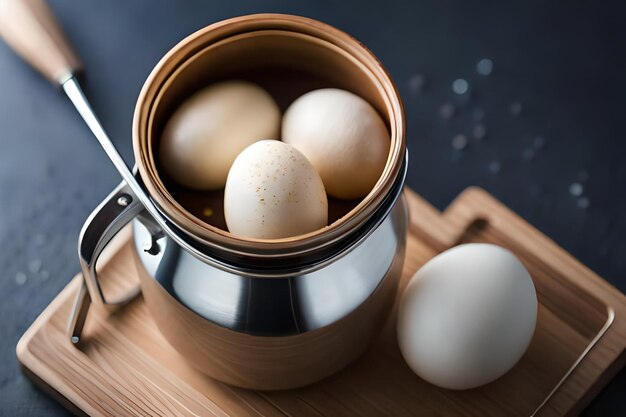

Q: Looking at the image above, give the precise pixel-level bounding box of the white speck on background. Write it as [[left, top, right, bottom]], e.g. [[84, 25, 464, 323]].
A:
[[510, 101, 522, 116], [522, 148, 535, 160], [533, 136, 546, 150], [452, 134, 468, 150], [439, 103, 455, 119], [472, 124, 487, 140], [28, 259, 42, 273], [15, 272, 27, 286], [569, 182, 584, 197], [476, 58, 494, 76], [408, 73, 425, 95], [452, 79, 469, 95], [488, 161, 501, 174]]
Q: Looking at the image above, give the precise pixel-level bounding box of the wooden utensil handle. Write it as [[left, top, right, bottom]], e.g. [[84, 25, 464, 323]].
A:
[[0, 0, 81, 84]]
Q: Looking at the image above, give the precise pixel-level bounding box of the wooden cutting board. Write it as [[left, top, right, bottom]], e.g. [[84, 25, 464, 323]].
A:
[[17, 188, 626, 416]]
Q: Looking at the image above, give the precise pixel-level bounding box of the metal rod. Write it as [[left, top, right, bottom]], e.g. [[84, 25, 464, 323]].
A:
[[60, 75, 233, 274], [61, 76, 167, 226]]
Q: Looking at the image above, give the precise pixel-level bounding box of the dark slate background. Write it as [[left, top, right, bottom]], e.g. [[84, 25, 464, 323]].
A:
[[1, 0, 624, 415]]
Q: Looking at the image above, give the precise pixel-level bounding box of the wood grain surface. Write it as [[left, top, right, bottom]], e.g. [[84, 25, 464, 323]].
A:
[[17, 188, 626, 416]]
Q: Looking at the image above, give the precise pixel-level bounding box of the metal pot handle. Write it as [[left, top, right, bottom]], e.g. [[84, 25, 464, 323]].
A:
[[68, 181, 145, 344]]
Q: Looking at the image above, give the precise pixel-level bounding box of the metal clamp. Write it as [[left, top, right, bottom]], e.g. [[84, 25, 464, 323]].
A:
[[68, 181, 145, 343]]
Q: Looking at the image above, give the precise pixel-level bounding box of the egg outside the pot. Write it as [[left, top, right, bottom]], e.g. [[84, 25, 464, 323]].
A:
[[224, 140, 328, 239], [159, 80, 281, 190], [282, 88, 390, 200], [397, 243, 538, 390]]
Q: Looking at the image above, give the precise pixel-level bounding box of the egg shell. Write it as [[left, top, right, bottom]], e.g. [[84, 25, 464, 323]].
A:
[[224, 140, 328, 239], [159, 80, 280, 190], [397, 243, 537, 390], [282, 88, 390, 200]]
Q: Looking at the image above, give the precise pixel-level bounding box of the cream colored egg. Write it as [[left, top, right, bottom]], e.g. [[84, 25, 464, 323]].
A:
[[282, 88, 390, 200], [397, 243, 537, 390], [224, 140, 328, 239], [159, 81, 280, 190]]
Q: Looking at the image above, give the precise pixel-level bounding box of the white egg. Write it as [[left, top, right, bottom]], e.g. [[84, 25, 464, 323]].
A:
[[159, 80, 280, 190], [224, 140, 328, 239], [397, 243, 537, 390], [282, 88, 390, 200]]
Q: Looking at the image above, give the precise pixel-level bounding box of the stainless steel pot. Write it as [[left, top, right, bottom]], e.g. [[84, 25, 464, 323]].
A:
[[71, 14, 408, 390]]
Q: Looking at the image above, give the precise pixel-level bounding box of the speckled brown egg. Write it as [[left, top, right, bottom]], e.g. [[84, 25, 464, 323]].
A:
[[224, 140, 328, 239]]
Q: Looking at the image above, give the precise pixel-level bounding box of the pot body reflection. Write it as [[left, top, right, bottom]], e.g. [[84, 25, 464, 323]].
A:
[[131, 194, 407, 389]]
